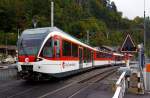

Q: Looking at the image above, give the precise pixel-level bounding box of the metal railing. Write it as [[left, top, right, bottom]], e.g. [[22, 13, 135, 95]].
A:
[[112, 71, 126, 98]]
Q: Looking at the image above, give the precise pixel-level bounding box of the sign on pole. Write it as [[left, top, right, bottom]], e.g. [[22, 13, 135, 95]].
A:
[[120, 34, 137, 53]]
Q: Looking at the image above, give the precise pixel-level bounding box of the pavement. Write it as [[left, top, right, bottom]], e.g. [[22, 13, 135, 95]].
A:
[[0, 65, 8, 69], [0, 63, 18, 80], [0, 64, 8, 69], [0, 63, 17, 69]]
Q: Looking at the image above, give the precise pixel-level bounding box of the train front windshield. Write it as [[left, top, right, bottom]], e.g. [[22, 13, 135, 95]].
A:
[[19, 38, 42, 55], [18, 29, 49, 56]]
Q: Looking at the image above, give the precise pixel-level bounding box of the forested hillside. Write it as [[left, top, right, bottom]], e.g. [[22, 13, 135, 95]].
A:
[[0, 0, 149, 56]]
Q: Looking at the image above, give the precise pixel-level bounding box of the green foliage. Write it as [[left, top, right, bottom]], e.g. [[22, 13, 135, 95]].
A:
[[0, 32, 17, 45], [0, 0, 149, 57]]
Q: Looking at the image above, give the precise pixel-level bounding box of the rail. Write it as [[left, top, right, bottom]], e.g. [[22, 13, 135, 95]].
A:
[[112, 71, 126, 98]]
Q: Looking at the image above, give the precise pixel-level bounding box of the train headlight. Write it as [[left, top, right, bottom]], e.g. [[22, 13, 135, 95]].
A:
[[25, 58, 29, 63]]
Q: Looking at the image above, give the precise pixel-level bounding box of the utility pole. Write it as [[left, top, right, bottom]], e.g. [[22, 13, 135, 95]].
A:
[[144, 0, 146, 49], [51, 1, 54, 27]]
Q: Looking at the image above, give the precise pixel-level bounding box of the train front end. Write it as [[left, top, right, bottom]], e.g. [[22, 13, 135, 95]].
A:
[[17, 28, 49, 80]]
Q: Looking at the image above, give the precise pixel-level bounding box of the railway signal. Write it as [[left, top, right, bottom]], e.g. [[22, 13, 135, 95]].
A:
[[120, 34, 137, 53]]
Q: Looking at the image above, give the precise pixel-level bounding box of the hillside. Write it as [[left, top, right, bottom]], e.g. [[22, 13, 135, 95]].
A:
[[0, 0, 149, 56]]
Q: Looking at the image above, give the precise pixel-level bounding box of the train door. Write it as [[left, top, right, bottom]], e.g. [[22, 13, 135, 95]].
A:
[[79, 47, 83, 69], [91, 51, 94, 67], [54, 37, 60, 58]]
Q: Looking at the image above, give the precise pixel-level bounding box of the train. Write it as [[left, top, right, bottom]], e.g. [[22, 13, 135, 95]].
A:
[[17, 27, 130, 80]]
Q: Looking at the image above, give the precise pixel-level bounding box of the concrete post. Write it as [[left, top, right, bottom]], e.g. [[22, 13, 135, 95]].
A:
[[146, 64, 150, 91], [138, 44, 145, 92]]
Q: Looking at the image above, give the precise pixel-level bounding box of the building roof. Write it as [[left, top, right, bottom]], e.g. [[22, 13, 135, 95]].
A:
[[0, 45, 16, 50]]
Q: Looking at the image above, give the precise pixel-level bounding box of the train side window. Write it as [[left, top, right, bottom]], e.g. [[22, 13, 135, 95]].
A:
[[87, 49, 91, 62], [42, 38, 53, 58], [103, 53, 106, 58], [96, 52, 102, 58], [72, 43, 78, 57], [55, 40, 60, 58], [62, 40, 71, 56], [84, 48, 87, 62], [96, 52, 99, 58], [54, 41, 57, 46]]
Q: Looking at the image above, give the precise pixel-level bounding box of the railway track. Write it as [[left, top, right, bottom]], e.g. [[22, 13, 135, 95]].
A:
[[0, 66, 119, 98], [38, 66, 118, 98], [78, 66, 117, 83]]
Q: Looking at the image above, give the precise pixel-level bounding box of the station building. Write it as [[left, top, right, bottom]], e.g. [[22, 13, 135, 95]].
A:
[[0, 45, 16, 56]]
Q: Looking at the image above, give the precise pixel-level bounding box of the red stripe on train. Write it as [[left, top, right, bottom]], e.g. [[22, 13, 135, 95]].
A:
[[18, 55, 36, 62]]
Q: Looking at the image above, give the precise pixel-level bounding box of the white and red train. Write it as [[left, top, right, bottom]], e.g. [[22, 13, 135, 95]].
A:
[[17, 27, 129, 80]]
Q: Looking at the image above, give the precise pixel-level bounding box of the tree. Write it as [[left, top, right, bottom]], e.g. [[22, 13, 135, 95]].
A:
[[110, 1, 117, 12], [0, 0, 146, 49]]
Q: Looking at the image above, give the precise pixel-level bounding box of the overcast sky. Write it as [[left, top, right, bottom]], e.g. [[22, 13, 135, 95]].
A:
[[110, 0, 150, 19]]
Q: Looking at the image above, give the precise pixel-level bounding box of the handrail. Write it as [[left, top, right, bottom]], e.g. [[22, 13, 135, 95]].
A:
[[113, 87, 121, 98], [116, 72, 126, 86], [112, 71, 126, 98]]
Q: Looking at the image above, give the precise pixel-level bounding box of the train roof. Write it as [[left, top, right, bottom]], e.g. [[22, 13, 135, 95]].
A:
[[52, 27, 99, 51], [22, 27, 98, 51]]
